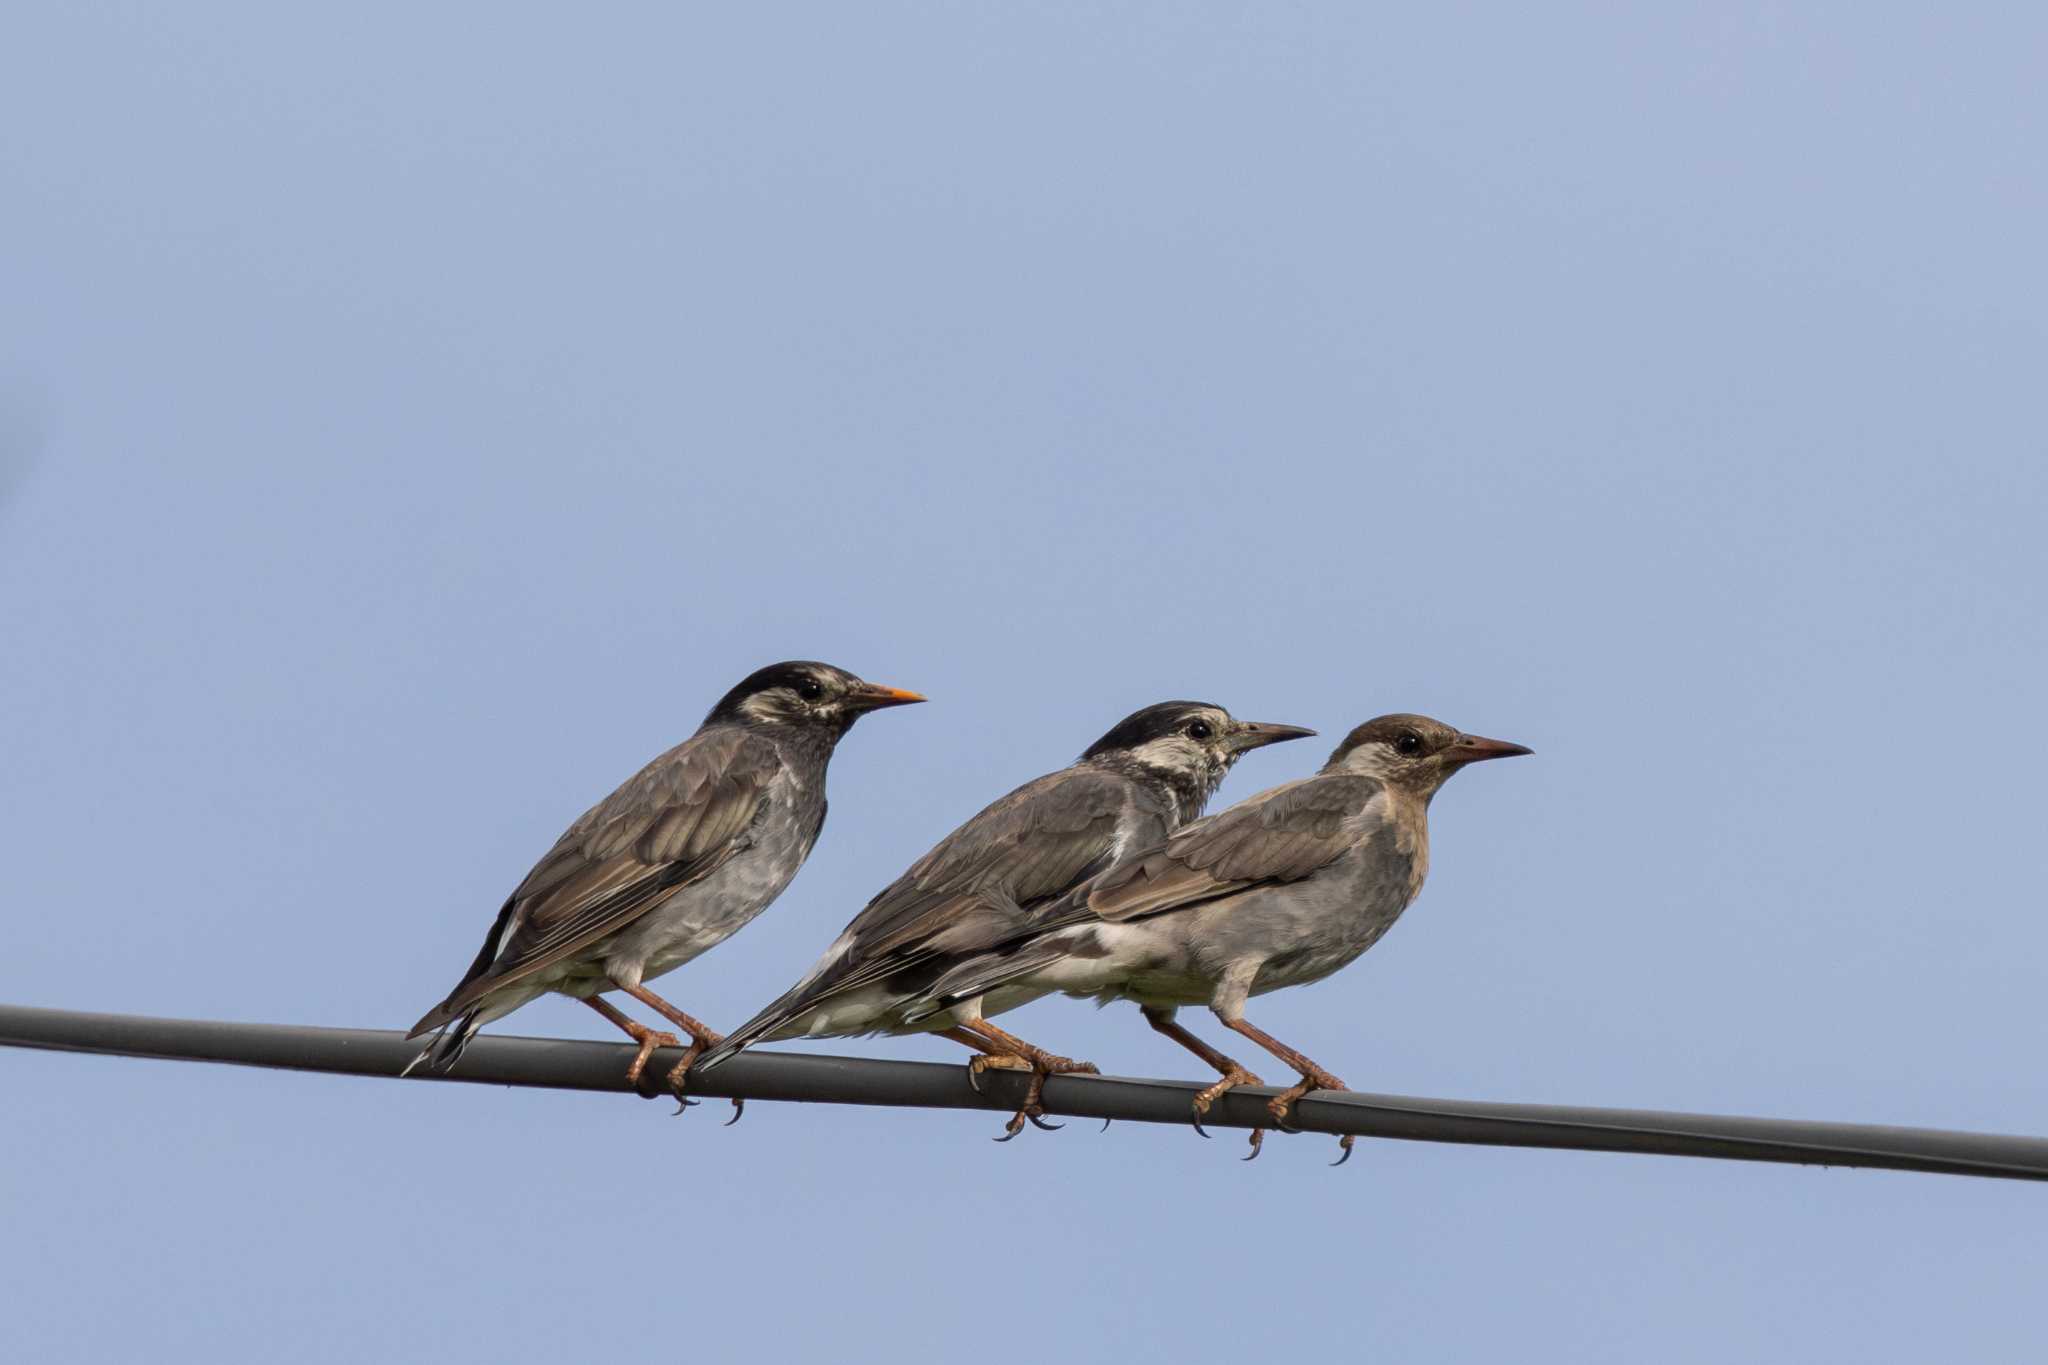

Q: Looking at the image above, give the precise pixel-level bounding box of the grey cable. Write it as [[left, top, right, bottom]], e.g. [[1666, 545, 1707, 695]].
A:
[[4, 1003, 2045, 1181]]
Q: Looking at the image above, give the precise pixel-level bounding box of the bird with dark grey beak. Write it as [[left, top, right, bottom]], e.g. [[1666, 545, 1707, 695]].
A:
[[694, 701, 1316, 1137], [883, 713, 1530, 1161], [405, 661, 925, 1112]]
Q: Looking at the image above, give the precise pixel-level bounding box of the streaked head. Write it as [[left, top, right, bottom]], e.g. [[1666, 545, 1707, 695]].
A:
[[1323, 713, 1531, 796], [1082, 700, 1315, 809], [703, 660, 926, 735]]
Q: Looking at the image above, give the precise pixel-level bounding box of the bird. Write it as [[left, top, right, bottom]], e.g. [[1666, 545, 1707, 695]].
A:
[[404, 660, 925, 1111], [888, 713, 1530, 1161], [694, 700, 1317, 1137]]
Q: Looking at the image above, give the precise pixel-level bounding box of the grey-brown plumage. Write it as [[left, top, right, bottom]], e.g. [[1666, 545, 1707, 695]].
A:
[[695, 701, 1314, 1135], [404, 660, 924, 1091], [917, 713, 1530, 1159]]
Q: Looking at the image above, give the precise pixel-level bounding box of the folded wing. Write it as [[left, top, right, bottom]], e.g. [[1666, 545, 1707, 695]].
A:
[[408, 726, 780, 1036], [705, 766, 1157, 1059], [1083, 773, 1383, 923]]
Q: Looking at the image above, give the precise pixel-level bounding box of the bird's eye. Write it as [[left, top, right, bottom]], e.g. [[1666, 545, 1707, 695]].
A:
[[1186, 720, 1213, 740], [1395, 733, 1423, 755], [797, 680, 824, 701]]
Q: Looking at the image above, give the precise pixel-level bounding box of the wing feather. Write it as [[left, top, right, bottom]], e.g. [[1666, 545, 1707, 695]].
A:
[[1083, 774, 1382, 923], [895, 775, 1387, 1014], [702, 766, 1154, 1056], [408, 727, 779, 1035], [848, 766, 1137, 959]]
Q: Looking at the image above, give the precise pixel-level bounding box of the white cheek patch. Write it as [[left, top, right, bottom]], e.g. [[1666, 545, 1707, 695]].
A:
[[739, 692, 796, 724], [1130, 735, 1201, 768], [1339, 746, 1397, 779]]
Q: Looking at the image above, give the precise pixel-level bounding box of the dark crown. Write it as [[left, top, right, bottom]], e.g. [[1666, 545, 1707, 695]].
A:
[[1081, 701, 1220, 760], [703, 660, 843, 725]]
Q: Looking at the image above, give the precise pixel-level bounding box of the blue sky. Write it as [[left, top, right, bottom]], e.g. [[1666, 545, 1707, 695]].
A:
[[4, 5, 2045, 1360]]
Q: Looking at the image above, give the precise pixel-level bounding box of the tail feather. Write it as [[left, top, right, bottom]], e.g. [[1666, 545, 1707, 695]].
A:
[[693, 990, 803, 1073], [400, 1008, 484, 1077], [700, 893, 1053, 1073], [899, 941, 1067, 1025]]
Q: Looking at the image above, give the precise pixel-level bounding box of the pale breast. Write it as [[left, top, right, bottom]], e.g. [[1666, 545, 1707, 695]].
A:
[[599, 786, 820, 983], [1243, 822, 1428, 996]]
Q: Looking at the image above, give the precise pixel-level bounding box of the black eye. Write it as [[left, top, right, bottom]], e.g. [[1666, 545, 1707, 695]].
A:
[[1186, 720, 1213, 740], [797, 680, 824, 701], [1395, 733, 1423, 755]]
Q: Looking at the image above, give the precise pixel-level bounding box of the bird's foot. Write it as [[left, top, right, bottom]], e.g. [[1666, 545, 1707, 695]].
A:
[[1190, 1061, 1268, 1159], [1031, 1051, 1099, 1079], [967, 1052, 1041, 1139], [965, 1051, 1031, 1096], [992, 1052, 1098, 1142], [1268, 1065, 1355, 1165], [662, 1028, 744, 1124], [624, 1029, 683, 1089], [995, 1105, 1057, 1141]]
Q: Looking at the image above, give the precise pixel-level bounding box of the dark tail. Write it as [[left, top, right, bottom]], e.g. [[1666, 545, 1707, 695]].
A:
[[893, 937, 1070, 1028], [401, 1008, 484, 1077], [693, 986, 809, 1073]]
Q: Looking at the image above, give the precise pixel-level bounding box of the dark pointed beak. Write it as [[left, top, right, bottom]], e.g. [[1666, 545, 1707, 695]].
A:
[[847, 683, 928, 712], [1231, 720, 1318, 751], [1445, 733, 1533, 764]]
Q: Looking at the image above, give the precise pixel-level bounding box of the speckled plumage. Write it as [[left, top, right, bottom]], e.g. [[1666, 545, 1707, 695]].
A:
[[947, 771, 1417, 1013], [696, 702, 1314, 1069], [404, 661, 922, 1074], [959, 714, 1524, 1017], [896, 712, 1530, 1154]]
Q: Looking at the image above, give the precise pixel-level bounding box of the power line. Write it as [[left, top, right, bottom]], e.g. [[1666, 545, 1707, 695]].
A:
[[6, 1002, 2045, 1181]]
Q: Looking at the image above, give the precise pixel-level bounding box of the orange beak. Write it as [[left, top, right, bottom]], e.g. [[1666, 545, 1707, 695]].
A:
[[848, 683, 928, 712]]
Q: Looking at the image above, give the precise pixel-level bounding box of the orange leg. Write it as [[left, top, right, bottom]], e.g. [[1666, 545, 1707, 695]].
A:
[[1142, 1007, 1268, 1159], [583, 997, 679, 1088], [614, 982, 743, 1124], [1218, 1015, 1356, 1165], [940, 1026, 1030, 1070], [948, 1018, 1098, 1140]]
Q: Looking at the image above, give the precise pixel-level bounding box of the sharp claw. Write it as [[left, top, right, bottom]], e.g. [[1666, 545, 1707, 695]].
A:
[[966, 1066, 986, 1096], [671, 1096, 701, 1116], [1242, 1142, 1263, 1162], [1099, 1118, 1112, 1132], [1190, 1112, 1212, 1139], [1331, 1136, 1355, 1167], [723, 1098, 745, 1127], [1026, 1112, 1064, 1132], [993, 1127, 1021, 1143], [1273, 1110, 1304, 1135]]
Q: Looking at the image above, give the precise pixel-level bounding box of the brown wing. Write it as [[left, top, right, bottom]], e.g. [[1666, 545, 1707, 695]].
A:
[[852, 766, 1143, 957], [705, 766, 1153, 1057], [889, 774, 1389, 1016], [1082, 774, 1383, 923], [409, 726, 779, 1034]]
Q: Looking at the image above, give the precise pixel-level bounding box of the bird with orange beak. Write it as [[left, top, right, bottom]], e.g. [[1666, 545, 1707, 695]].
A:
[[405, 660, 924, 1106], [695, 700, 1317, 1138]]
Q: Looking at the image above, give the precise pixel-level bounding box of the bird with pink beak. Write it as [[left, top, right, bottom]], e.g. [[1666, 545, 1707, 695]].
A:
[[892, 712, 1531, 1162]]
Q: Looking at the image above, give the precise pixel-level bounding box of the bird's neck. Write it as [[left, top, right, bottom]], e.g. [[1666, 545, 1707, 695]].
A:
[[715, 720, 840, 776], [1089, 753, 1224, 827], [1378, 784, 1434, 900]]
